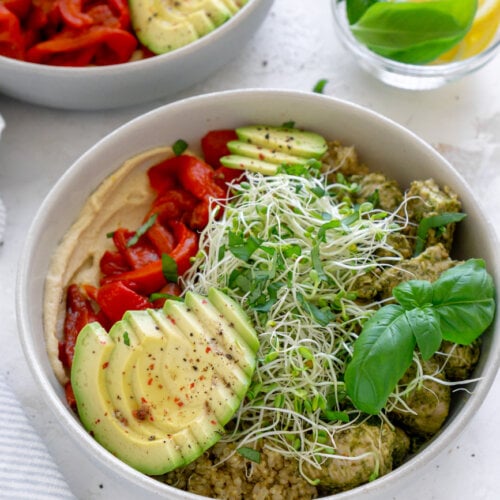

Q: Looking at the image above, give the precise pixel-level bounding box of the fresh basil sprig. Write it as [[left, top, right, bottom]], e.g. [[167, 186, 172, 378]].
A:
[[345, 258, 495, 415], [346, 0, 478, 64]]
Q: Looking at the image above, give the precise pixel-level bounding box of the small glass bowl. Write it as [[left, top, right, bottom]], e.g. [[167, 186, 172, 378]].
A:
[[331, 0, 500, 90]]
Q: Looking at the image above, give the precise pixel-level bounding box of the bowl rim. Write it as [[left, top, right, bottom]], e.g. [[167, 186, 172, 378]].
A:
[[330, 0, 500, 77], [16, 88, 500, 499], [0, 0, 268, 75]]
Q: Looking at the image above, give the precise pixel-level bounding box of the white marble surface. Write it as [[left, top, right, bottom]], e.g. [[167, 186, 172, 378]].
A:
[[1, 0, 500, 498]]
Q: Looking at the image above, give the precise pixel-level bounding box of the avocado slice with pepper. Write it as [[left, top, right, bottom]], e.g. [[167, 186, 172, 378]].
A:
[[71, 288, 259, 475]]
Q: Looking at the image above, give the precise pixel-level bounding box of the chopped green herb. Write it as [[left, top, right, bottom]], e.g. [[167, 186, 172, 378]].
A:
[[172, 139, 188, 156], [237, 447, 261, 463], [313, 79, 328, 94], [161, 253, 178, 282], [123, 331, 130, 346], [149, 292, 182, 302], [281, 120, 295, 129], [414, 212, 466, 256], [127, 213, 158, 247]]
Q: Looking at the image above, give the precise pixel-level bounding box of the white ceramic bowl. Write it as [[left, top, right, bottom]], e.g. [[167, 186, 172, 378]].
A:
[[17, 89, 500, 498], [331, 0, 500, 90], [0, 0, 273, 110]]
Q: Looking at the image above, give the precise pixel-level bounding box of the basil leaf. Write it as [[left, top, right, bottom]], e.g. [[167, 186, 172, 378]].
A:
[[345, 304, 416, 414], [414, 212, 467, 256], [161, 253, 178, 283], [346, 0, 378, 24], [350, 0, 477, 64], [393, 279, 433, 309], [405, 306, 442, 360], [432, 259, 495, 345], [172, 139, 188, 156]]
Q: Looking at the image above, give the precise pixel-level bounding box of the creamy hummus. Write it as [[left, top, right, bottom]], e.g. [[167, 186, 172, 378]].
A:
[[44, 146, 176, 384]]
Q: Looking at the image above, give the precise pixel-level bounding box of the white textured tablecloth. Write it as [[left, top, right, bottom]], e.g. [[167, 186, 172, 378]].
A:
[[0, 373, 74, 499]]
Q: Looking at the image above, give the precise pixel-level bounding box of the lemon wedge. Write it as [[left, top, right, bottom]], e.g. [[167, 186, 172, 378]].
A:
[[437, 0, 500, 61]]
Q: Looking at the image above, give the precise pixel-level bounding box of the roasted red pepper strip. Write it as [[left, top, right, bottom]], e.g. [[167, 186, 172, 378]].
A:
[[64, 381, 77, 411], [107, 0, 129, 28], [61, 284, 99, 368], [0, 4, 24, 59], [146, 219, 175, 255], [99, 249, 130, 276], [189, 199, 211, 231], [25, 25, 137, 66], [2, 0, 31, 19], [177, 155, 226, 201], [96, 281, 152, 324], [58, 0, 93, 29], [201, 129, 238, 167], [100, 259, 166, 295], [169, 220, 199, 275], [147, 157, 181, 194], [112, 228, 159, 269], [148, 188, 198, 225]]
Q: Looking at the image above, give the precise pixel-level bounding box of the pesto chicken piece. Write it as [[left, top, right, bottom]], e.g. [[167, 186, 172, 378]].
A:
[[437, 340, 481, 381], [391, 358, 451, 437], [303, 422, 408, 492], [403, 179, 462, 252], [321, 141, 369, 180], [351, 172, 404, 212], [375, 243, 457, 299]]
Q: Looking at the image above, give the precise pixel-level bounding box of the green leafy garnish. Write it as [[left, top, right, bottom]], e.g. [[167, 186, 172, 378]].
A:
[[414, 212, 467, 256], [237, 447, 261, 463], [346, 0, 478, 64], [161, 253, 178, 282], [172, 139, 188, 156], [313, 79, 328, 93], [123, 331, 130, 346], [127, 213, 158, 247], [345, 258, 495, 414], [228, 231, 262, 262], [149, 292, 183, 302]]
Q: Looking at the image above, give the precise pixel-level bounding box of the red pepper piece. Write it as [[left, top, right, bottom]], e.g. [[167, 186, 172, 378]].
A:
[[213, 165, 245, 190], [151, 282, 182, 308], [61, 284, 99, 368], [169, 220, 199, 275], [148, 188, 198, 225], [100, 260, 166, 295], [0, 4, 24, 59], [177, 155, 226, 201], [147, 157, 181, 194], [146, 219, 175, 255], [107, 0, 130, 29], [99, 249, 130, 276], [25, 26, 137, 66], [2, 0, 31, 19], [58, 0, 93, 29], [112, 227, 159, 269], [96, 281, 152, 324], [189, 199, 211, 231], [201, 129, 238, 167]]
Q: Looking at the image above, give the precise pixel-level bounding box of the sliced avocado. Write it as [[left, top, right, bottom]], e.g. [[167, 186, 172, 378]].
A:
[[220, 0, 247, 15], [236, 125, 328, 159], [71, 288, 259, 475], [130, 0, 237, 55], [220, 154, 279, 175], [220, 125, 328, 175]]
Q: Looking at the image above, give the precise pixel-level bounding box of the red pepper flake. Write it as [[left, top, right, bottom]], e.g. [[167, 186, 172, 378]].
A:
[[168, 315, 176, 325], [141, 397, 148, 404], [147, 378, 153, 386], [202, 299, 208, 304], [190, 382, 195, 389], [199, 375, 206, 381], [210, 420, 217, 425], [149, 363, 155, 370], [174, 397, 184, 408], [205, 346, 212, 353], [102, 362, 109, 369]]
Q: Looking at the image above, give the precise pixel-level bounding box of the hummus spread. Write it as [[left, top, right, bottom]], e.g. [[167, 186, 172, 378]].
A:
[[44, 146, 176, 384]]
